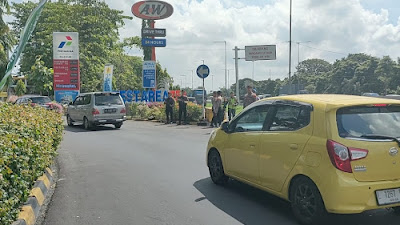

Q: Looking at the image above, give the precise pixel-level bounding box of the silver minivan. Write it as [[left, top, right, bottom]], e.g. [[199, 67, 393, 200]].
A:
[[67, 92, 126, 130]]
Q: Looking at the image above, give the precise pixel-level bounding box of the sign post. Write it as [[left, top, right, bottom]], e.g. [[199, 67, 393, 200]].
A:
[[53, 32, 80, 103], [196, 64, 210, 122]]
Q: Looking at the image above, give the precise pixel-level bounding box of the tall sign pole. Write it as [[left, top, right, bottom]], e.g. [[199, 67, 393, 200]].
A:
[[132, 0, 174, 91], [197, 64, 210, 122], [234, 46, 240, 105], [53, 32, 80, 102], [288, 0, 293, 94]]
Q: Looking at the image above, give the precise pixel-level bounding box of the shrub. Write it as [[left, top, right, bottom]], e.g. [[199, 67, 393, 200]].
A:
[[187, 103, 203, 122], [137, 103, 151, 119], [129, 103, 139, 117], [0, 103, 63, 225]]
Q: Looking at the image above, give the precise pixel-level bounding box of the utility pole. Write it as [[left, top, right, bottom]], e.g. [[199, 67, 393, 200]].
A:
[[288, 0, 292, 95], [214, 41, 227, 90], [296, 41, 311, 93], [252, 61, 255, 80], [234, 46, 240, 104]]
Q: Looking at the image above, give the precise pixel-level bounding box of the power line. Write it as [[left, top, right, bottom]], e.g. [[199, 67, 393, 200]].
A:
[[299, 44, 348, 56]]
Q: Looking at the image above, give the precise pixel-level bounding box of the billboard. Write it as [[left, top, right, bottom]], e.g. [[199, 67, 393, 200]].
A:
[[245, 45, 276, 61], [53, 32, 80, 102]]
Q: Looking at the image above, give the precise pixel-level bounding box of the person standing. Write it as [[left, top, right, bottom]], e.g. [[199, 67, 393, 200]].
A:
[[164, 92, 175, 124], [178, 91, 189, 125], [210, 91, 218, 128], [227, 92, 238, 121], [243, 85, 257, 108], [216, 91, 224, 126]]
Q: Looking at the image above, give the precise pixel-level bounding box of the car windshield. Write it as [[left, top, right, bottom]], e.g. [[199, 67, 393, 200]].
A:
[[29, 97, 51, 104], [95, 94, 123, 106], [337, 105, 400, 138]]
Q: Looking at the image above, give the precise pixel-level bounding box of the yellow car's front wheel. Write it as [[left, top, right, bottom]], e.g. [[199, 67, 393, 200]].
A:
[[208, 150, 228, 185]]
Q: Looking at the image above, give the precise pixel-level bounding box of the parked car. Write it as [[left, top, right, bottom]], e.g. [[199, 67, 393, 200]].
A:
[[258, 94, 272, 99], [381, 94, 400, 100], [188, 97, 196, 103], [15, 95, 63, 113], [206, 94, 400, 225], [362, 92, 380, 97], [66, 92, 126, 130]]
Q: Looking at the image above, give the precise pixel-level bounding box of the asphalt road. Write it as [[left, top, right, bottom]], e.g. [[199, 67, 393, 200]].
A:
[[43, 121, 399, 225]]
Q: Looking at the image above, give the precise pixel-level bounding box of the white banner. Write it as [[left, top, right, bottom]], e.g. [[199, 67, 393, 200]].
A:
[[53, 32, 79, 60]]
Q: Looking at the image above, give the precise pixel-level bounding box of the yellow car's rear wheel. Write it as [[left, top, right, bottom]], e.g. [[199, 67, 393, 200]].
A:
[[290, 177, 327, 225]]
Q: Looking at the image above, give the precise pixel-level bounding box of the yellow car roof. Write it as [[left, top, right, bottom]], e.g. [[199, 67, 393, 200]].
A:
[[265, 94, 400, 111]]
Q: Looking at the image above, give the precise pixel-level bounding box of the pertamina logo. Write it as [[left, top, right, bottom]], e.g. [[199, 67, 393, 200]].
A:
[[131, 1, 174, 20], [58, 36, 73, 48]]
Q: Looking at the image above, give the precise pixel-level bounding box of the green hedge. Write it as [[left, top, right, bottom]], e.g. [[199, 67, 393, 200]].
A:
[[0, 103, 64, 225]]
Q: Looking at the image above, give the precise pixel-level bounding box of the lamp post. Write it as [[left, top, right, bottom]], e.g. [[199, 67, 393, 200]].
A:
[[288, 0, 292, 95], [188, 70, 194, 90], [296, 41, 311, 93], [180, 74, 186, 89], [213, 41, 227, 90]]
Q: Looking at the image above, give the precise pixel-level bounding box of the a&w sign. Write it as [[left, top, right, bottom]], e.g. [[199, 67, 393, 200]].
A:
[[131, 0, 174, 20]]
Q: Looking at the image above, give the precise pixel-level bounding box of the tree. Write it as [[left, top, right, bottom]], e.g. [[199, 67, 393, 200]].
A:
[[28, 56, 53, 96], [15, 79, 26, 96], [0, 0, 14, 80], [11, 0, 131, 92]]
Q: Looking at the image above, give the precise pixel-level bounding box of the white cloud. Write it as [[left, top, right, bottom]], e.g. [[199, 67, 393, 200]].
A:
[[8, 0, 400, 92]]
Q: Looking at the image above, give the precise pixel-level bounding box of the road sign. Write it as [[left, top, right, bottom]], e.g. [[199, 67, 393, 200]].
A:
[[142, 28, 166, 37], [143, 61, 157, 88], [196, 65, 210, 79], [245, 45, 276, 61], [142, 38, 167, 47]]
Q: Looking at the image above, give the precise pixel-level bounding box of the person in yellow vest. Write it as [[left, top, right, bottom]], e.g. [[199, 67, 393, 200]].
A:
[[227, 92, 238, 120]]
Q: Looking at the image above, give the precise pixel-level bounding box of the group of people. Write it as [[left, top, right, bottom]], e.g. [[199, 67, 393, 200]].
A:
[[164, 91, 189, 125], [210, 85, 258, 127], [164, 85, 258, 127]]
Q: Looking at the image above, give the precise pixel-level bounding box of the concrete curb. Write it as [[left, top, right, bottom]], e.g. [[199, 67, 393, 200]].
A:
[[12, 167, 54, 225]]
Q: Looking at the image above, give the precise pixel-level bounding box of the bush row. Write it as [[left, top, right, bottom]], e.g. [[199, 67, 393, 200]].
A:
[[0, 103, 64, 225], [128, 102, 203, 123]]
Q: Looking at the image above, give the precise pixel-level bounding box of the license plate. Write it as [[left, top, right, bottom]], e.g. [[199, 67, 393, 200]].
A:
[[376, 188, 400, 206], [104, 108, 117, 113]]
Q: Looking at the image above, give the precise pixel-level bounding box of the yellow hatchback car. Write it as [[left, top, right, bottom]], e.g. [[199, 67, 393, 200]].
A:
[[206, 94, 400, 225]]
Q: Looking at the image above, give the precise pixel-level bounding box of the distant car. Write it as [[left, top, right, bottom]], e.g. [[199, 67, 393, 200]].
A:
[[258, 94, 272, 99], [362, 93, 380, 97], [381, 95, 400, 100], [15, 95, 63, 113], [67, 92, 126, 130], [188, 97, 196, 103], [207, 94, 400, 224]]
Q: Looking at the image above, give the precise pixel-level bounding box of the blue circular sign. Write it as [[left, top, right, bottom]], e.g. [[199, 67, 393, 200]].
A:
[[196, 65, 210, 79]]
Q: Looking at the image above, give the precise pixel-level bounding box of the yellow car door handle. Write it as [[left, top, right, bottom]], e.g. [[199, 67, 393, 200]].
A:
[[250, 144, 256, 148], [290, 144, 298, 150]]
